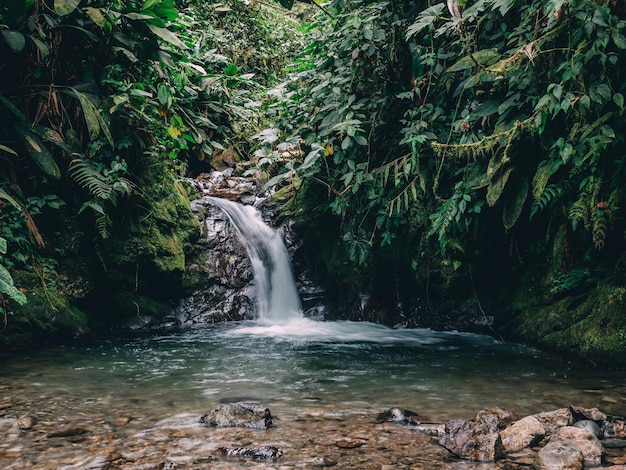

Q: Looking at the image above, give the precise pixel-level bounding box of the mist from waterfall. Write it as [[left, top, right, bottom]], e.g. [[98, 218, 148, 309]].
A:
[[208, 197, 302, 323]]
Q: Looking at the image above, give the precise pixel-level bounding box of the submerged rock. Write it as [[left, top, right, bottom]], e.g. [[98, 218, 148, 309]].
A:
[[200, 402, 273, 429], [376, 407, 426, 425], [215, 446, 282, 460]]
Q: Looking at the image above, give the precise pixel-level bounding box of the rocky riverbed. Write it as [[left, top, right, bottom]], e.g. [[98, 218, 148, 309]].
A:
[[1, 377, 625, 469]]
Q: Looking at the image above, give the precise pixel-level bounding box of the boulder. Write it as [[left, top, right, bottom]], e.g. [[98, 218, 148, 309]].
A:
[[501, 415, 545, 452], [439, 418, 505, 461], [200, 402, 273, 429], [546, 426, 604, 467], [531, 408, 573, 436], [573, 419, 601, 438], [534, 441, 584, 470]]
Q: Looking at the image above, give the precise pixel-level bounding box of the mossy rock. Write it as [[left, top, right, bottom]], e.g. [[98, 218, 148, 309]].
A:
[[504, 278, 626, 366], [0, 270, 90, 350]]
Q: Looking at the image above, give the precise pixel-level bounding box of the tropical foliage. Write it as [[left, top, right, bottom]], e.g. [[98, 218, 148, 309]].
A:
[[0, 0, 306, 323], [259, 0, 626, 302]]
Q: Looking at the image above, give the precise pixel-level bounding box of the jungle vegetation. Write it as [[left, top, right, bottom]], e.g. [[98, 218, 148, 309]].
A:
[[1, 0, 626, 362]]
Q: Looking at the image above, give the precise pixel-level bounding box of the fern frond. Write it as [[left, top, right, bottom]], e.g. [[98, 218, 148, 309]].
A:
[[592, 212, 609, 250], [531, 164, 551, 201], [530, 183, 563, 219], [568, 195, 590, 232], [70, 159, 114, 201]]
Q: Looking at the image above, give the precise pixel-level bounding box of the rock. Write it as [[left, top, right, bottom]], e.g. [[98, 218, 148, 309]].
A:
[[335, 437, 367, 449], [310, 457, 338, 467], [215, 446, 282, 460], [534, 441, 584, 470], [47, 422, 90, 438], [501, 415, 545, 452], [604, 415, 626, 439], [376, 407, 426, 425], [200, 402, 273, 429], [439, 407, 516, 461], [531, 408, 573, 436], [439, 413, 506, 462], [570, 405, 607, 423], [17, 413, 37, 430], [573, 419, 601, 438], [546, 426, 604, 467]]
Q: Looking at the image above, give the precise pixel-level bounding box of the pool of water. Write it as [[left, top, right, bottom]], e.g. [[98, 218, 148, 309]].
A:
[[1, 319, 625, 468]]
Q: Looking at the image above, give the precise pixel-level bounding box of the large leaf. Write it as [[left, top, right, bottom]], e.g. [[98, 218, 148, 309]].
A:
[[0, 144, 18, 157], [54, 0, 81, 16], [146, 24, 188, 50], [1, 30, 26, 52], [0, 188, 22, 210], [486, 165, 513, 207], [71, 89, 114, 147], [0, 264, 27, 306], [84, 7, 108, 27], [15, 127, 61, 179], [447, 49, 501, 73], [406, 4, 445, 39], [503, 175, 529, 230]]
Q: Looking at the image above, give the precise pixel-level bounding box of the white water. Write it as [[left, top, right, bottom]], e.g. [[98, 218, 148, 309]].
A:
[[208, 197, 303, 323]]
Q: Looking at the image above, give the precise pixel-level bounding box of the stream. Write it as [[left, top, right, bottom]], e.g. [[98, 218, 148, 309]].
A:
[[1, 320, 625, 468]]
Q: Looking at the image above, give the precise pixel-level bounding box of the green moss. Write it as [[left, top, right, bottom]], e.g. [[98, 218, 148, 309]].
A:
[[0, 270, 90, 350], [505, 277, 626, 366]]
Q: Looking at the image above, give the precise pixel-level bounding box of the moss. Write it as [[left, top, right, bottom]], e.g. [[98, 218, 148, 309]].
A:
[[504, 277, 626, 367], [0, 270, 90, 350]]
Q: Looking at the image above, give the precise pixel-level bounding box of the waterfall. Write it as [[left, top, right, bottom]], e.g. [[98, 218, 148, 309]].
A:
[[207, 197, 303, 323]]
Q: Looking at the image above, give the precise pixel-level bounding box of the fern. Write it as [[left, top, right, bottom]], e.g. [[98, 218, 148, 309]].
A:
[[592, 212, 609, 250], [70, 157, 134, 239], [530, 183, 564, 219], [568, 194, 590, 232]]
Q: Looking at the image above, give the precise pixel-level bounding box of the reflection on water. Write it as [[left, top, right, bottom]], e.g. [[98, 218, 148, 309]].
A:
[[2, 320, 626, 421]]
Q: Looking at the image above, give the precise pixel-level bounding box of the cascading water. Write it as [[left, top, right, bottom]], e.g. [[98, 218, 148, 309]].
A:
[[207, 197, 302, 323]]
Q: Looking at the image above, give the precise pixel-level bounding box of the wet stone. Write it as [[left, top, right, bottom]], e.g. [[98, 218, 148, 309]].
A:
[[215, 446, 283, 460]]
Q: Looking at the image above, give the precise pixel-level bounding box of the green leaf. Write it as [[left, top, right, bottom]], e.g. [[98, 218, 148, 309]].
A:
[[146, 23, 188, 50], [486, 166, 513, 207], [28, 35, 50, 57], [406, 4, 445, 39], [0, 144, 18, 156], [473, 99, 500, 117], [224, 64, 238, 76], [16, 127, 61, 179], [612, 31, 626, 49], [278, 0, 294, 9], [54, 0, 81, 16], [1, 30, 26, 52], [71, 89, 114, 147], [84, 7, 108, 27], [447, 49, 501, 73], [158, 84, 172, 106], [0, 237, 6, 255], [0, 188, 22, 211], [503, 176, 529, 230], [613, 93, 624, 110], [354, 135, 368, 146], [0, 264, 27, 306]]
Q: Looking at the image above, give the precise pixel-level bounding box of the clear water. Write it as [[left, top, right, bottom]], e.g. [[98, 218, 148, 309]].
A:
[[3, 319, 625, 421], [2, 319, 626, 469]]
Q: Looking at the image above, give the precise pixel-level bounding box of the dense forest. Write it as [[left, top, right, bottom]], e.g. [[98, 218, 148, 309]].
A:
[[1, 0, 626, 365]]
